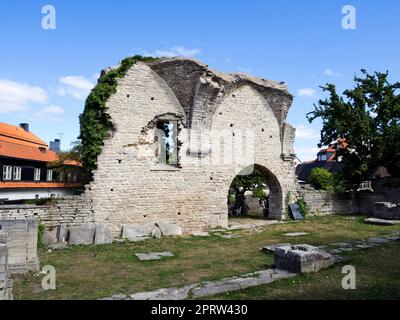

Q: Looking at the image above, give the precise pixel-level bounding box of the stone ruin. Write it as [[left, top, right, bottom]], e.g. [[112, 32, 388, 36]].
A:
[[78, 57, 298, 237], [1, 57, 300, 245], [372, 202, 400, 220], [274, 244, 334, 274]]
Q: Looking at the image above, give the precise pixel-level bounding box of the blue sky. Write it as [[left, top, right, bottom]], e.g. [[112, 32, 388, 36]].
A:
[[1, 0, 399, 161]]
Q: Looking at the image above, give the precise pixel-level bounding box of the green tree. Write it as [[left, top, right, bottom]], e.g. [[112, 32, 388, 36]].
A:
[[307, 70, 400, 191], [308, 168, 334, 191], [230, 170, 267, 195]]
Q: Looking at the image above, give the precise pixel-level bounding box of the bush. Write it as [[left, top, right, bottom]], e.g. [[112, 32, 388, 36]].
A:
[[79, 55, 159, 184], [37, 224, 46, 249], [309, 168, 334, 191], [297, 196, 310, 217]]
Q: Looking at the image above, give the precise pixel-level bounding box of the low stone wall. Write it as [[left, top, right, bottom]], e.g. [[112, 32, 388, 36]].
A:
[[0, 231, 13, 300], [357, 179, 400, 215], [301, 186, 357, 216], [0, 219, 39, 274], [0, 195, 94, 228], [372, 202, 400, 220]]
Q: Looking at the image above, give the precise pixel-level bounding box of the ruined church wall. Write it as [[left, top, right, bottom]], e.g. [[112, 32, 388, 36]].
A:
[[82, 62, 298, 235]]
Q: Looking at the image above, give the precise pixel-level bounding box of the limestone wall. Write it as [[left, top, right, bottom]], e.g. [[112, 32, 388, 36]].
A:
[[302, 186, 357, 216], [78, 58, 299, 236], [0, 219, 39, 274], [0, 231, 13, 300]]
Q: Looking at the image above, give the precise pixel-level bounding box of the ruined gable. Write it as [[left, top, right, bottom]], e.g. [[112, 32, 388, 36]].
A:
[[78, 57, 298, 236]]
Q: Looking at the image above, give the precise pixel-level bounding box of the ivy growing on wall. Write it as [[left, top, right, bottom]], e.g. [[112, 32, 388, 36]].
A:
[[79, 55, 159, 184]]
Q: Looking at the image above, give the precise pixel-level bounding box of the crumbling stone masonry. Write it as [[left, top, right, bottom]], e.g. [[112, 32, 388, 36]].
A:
[[79, 58, 298, 236], [0, 219, 39, 273], [0, 231, 13, 300], [3, 58, 298, 238], [69, 57, 299, 236]]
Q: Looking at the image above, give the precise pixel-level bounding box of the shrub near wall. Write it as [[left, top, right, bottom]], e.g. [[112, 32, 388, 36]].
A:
[[79, 55, 158, 183]]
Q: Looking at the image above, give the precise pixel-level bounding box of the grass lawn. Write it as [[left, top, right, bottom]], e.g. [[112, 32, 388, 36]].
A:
[[208, 243, 400, 300], [12, 215, 400, 300]]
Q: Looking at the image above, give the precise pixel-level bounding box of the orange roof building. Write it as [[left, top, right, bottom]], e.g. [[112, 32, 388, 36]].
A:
[[0, 122, 81, 202]]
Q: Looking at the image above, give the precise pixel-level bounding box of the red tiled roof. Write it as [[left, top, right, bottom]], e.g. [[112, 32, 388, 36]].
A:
[[0, 122, 47, 146], [0, 139, 58, 162], [0, 181, 82, 189]]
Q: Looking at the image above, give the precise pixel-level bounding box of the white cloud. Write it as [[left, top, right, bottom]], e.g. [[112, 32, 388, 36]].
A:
[[57, 76, 95, 100], [324, 68, 342, 77], [0, 79, 48, 113], [296, 88, 316, 97], [294, 146, 320, 162], [295, 124, 319, 140], [143, 46, 200, 58], [33, 105, 65, 120]]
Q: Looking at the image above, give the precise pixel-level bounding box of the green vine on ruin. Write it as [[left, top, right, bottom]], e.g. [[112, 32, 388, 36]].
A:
[[79, 55, 159, 184]]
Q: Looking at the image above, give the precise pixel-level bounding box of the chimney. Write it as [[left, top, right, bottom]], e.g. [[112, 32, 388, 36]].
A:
[[19, 123, 29, 132]]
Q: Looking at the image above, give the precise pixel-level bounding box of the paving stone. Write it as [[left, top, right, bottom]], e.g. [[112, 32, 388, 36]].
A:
[[130, 284, 198, 300], [191, 232, 210, 237], [368, 237, 390, 244], [356, 244, 375, 249], [218, 234, 241, 239], [331, 242, 352, 247], [135, 252, 174, 261], [283, 232, 309, 237], [364, 218, 400, 226]]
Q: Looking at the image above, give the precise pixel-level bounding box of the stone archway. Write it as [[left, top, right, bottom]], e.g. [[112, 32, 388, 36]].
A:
[[227, 164, 284, 220]]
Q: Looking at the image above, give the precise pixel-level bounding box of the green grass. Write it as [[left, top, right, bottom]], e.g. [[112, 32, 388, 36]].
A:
[[207, 243, 400, 300], [12, 215, 400, 300]]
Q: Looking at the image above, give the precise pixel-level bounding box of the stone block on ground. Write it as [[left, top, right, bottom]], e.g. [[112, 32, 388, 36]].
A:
[[135, 252, 174, 261], [365, 218, 400, 226], [68, 223, 96, 245], [94, 224, 113, 244], [155, 222, 183, 236], [122, 224, 154, 241], [283, 232, 309, 237], [274, 244, 334, 273]]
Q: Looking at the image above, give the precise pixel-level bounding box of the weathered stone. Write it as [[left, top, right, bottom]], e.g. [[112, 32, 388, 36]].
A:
[[58, 224, 68, 243], [155, 222, 183, 236], [151, 226, 162, 238], [122, 224, 154, 241], [365, 218, 400, 226], [68, 223, 96, 245], [94, 224, 114, 244], [135, 252, 174, 261], [191, 232, 210, 237], [367, 237, 390, 244], [262, 243, 292, 252], [274, 244, 334, 273], [0, 219, 39, 274], [283, 232, 309, 237], [44, 228, 58, 246]]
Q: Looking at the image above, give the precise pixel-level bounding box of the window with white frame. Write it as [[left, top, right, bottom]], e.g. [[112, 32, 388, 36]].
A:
[[3, 166, 12, 180], [13, 167, 22, 181], [46, 169, 53, 182], [34, 168, 41, 181]]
